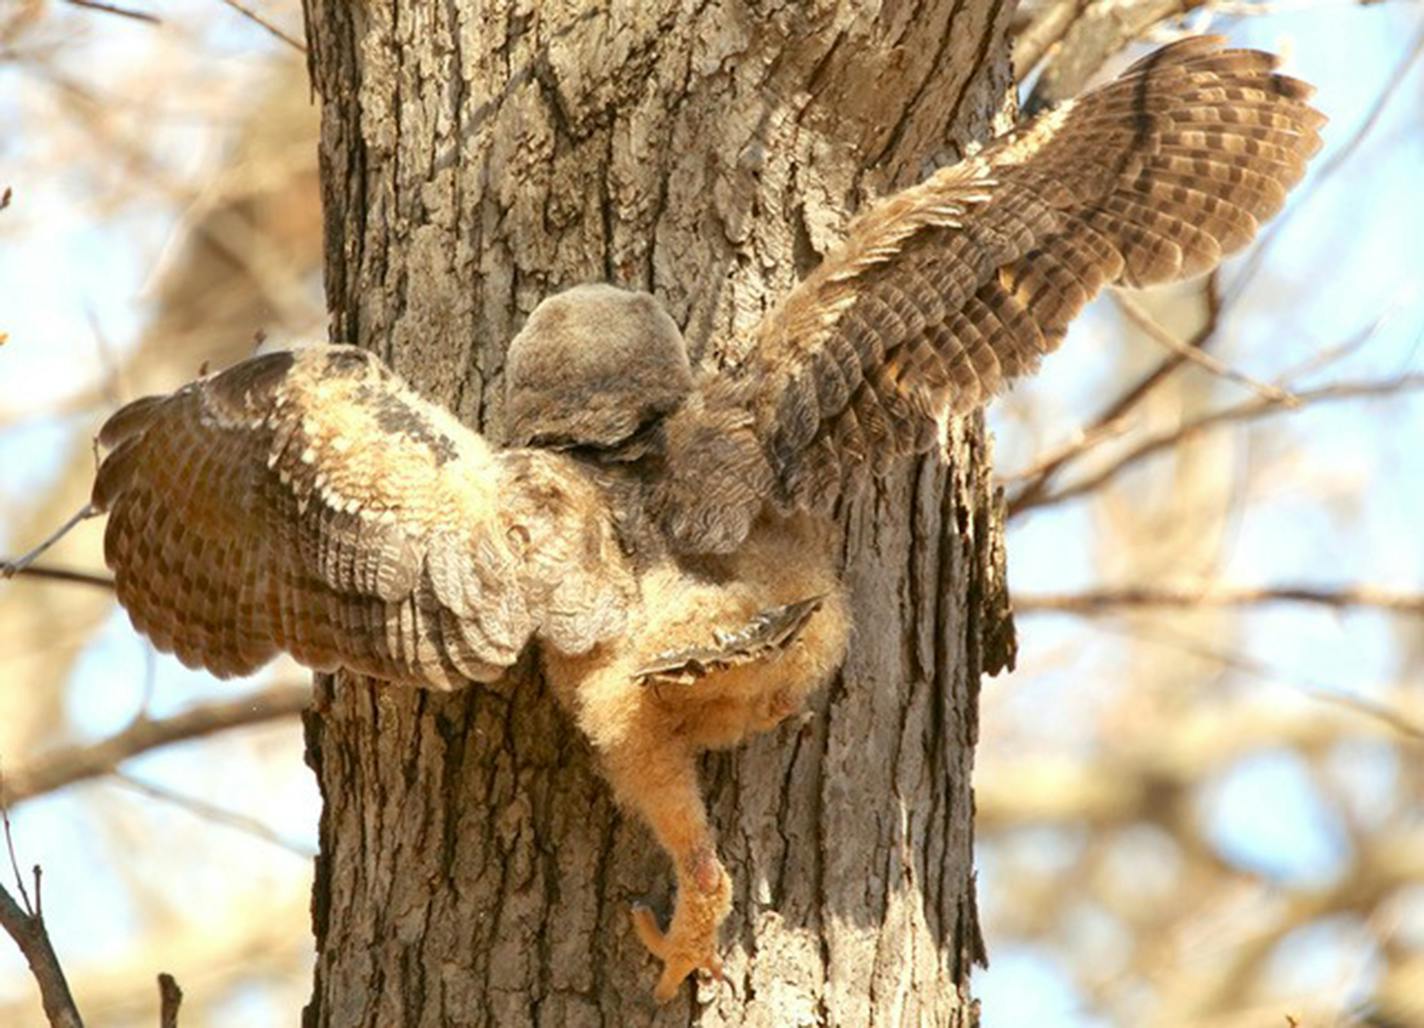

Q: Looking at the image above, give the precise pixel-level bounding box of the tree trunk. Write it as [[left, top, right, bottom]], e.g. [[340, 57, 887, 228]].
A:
[[299, 2, 1017, 1024]]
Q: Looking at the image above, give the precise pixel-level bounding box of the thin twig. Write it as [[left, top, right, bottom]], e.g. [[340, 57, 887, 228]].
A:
[[1077, 616, 1424, 743], [1015, 583, 1424, 616], [0, 565, 114, 591], [1, 685, 310, 807], [1113, 292, 1300, 407], [1299, 686, 1424, 745], [65, 0, 159, 24], [0, 505, 101, 580], [1013, 373, 1424, 514], [1000, 413, 1136, 485], [1274, 300, 1405, 384], [111, 774, 315, 857], [1007, 275, 1222, 515], [1003, 282, 1293, 487], [216, 0, 306, 53], [1, 775, 31, 913]]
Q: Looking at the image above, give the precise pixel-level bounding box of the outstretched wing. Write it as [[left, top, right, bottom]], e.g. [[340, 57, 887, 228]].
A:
[[655, 36, 1324, 553], [93, 346, 633, 689]]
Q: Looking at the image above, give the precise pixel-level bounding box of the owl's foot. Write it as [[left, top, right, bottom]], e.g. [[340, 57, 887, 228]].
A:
[[631, 846, 732, 1002], [634, 595, 823, 685]]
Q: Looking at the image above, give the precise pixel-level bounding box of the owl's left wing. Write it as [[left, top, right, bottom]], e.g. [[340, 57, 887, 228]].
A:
[[92, 346, 632, 689], [654, 36, 1323, 554]]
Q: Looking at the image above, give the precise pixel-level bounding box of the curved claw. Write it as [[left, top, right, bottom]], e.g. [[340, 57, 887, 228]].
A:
[[631, 902, 726, 1002]]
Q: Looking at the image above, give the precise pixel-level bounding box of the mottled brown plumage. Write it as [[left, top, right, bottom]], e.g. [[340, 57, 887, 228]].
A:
[[94, 346, 634, 688], [82, 38, 1321, 1001], [654, 36, 1323, 552]]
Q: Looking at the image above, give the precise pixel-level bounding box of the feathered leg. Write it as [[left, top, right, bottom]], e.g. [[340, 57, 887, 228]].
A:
[[546, 531, 849, 1001]]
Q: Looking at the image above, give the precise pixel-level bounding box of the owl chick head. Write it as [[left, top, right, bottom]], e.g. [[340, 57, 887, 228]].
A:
[[504, 284, 693, 451]]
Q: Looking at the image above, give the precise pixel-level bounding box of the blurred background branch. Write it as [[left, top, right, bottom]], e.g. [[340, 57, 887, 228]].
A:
[[1, 685, 310, 807], [1016, 583, 1424, 616]]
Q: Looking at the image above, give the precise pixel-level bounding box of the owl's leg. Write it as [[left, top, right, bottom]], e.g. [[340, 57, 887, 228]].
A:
[[603, 738, 731, 1002], [633, 595, 823, 684]]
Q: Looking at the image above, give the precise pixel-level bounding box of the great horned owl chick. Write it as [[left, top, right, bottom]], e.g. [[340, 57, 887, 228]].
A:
[[10, 39, 1321, 1001], [504, 285, 694, 451]]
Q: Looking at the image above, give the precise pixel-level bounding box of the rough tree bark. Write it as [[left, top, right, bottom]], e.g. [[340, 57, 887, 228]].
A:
[[299, 2, 1016, 1024]]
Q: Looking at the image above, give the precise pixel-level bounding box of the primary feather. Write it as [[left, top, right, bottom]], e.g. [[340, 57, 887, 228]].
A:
[[654, 36, 1324, 553], [93, 346, 633, 688]]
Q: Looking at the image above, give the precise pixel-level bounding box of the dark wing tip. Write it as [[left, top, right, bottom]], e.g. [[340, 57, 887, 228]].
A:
[[206, 348, 297, 404], [1270, 73, 1320, 104], [1123, 34, 1230, 74], [91, 435, 145, 512], [97, 394, 166, 450]]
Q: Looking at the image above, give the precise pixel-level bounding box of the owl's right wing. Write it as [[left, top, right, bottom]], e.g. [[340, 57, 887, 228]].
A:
[[93, 346, 633, 689], [654, 37, 1323, 554]]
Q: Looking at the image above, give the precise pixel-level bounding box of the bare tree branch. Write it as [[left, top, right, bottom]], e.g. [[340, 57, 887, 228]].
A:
[[0, 794, 84, 1028], [1, 685, 310, 807], [157, 973, 182, 1028], [111, 773, 314, 857], [1012, 0, 1085, 80], [216, 0, 305, 53], [1067, 614, 1424, 742], [999, 410, 1136, 486], [0, 565, 114, 591], [1113, 291, 1300, 407], [1, 790, 28, 915], [65, 0, 158, 24], [0, 505, 101, 581], [1006, 275, 1222, 515], [1011, 373, 1424, 515], [1015, 583, 1424, 616], [0, 884, 84, 1028]]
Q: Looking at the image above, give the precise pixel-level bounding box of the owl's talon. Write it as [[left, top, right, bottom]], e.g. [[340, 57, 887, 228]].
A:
[[631, 902, 725, 1003], [630, 853, 732, 1002], [630, 902, 668, 954]]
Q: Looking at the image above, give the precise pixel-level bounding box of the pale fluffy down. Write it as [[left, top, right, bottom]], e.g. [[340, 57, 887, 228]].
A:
[[544, 514, 849, 1001]]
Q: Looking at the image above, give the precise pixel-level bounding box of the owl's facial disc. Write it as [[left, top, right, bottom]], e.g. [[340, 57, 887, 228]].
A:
[[504, 284, 694, 453]]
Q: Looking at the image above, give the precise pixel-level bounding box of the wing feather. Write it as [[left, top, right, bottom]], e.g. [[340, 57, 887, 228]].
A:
[[654, 36, 1322, 553], [93, 346, 633, 689]]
